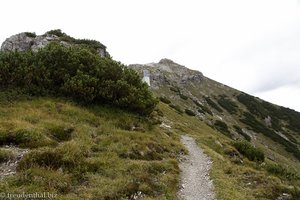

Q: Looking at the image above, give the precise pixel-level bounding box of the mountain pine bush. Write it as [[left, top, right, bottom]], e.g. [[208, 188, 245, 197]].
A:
[[0, 43, 157, 115]]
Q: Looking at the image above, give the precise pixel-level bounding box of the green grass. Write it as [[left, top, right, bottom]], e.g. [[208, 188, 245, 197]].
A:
[[0, 149, 14, 163], [0, 95, 183, 199], [0, 91, 299, 199], [158, 102, 300, 200]]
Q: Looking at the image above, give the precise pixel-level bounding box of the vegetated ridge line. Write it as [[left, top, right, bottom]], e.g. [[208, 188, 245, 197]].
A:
[[178, 135, 216, 200]]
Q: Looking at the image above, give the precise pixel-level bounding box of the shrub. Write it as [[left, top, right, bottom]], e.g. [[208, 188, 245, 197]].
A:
[[169, 86, 179, 93], [159, 96, 171, 104], [198, 104, 213, 116], [237, 93, 267, 118], [193, 100, 202, 107], [46, 29, 106, 51], [265, 163, 299, 180], [233, 125, 251, 141], [0, 43, 157, 115], [0, 149, 14, 163], [214, 120, 231, 138], [24, 32, 36, 38], [232, 140, 265, 162], [179, 93, 188, 100], [0, 129, 54, 148], [46, 29, 66, 37], [205, 97, 223, 112], [217, 95, 238, 114], [46, 124, 74, 142], [169, 104, 183, 114], [185, 109, 196, 116], [240, 112, 300, 161], [18, 141, 88, 171]]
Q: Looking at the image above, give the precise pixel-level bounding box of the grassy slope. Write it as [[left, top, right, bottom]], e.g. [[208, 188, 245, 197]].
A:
[[0, 94, 183, 199], [158, 102, 300, 200], [0, 91, 299, 199]]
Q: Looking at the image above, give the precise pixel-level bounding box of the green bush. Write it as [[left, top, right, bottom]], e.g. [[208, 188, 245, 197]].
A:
[[0, 43, 157, 115], [46, 124, 74, 142], [159, 96, 171, 104], [232, 140, 265, 162], [18, 142, 88, 171], [240, 112, 300, 161], [46, 29, 66, 37], [214, 120, 231, 138], [0, 149, 14, 163], [0, 129, 54, 148], [185, 109, 196, 116], [169, 104, 183, 114], [265, 163, 299, 180], [237, 93, 267, 118], [205, 97, 223, 112], [169, 86, 179, 93], [179, 93, 188, 100], [233, 125, 251, 141], [198, 104, 213, 116], [217, 95, 238, 114], [24, 32, 36, 38], [46, 29, 106, 51]]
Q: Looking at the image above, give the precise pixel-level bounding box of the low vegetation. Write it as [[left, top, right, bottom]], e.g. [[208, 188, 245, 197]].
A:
[[185, 109, 196, 116], [233, 125, 251, 141], [217, 95, 238, 114], [157, 103, 300, 200], [265, 163, 299, 181], [159, 96, 171, 104], [179, 93, 188, 100], [0, 149, 14, 163], [24, 32, 37, 38], [214, 120, 231, 138], [232, 140, 265, 162], [0, 96, 183, 199], [237, 93, 300, 132], [205, 97, 223, 112], [46, 29, 106, 51], [0, 43, 157, 115], [240, 112, 300, 161], [169, 104, 183, 114]]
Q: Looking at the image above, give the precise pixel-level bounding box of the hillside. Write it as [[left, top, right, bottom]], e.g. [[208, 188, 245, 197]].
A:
[[0, 31, 299, 199], [129, 58, 300, 199]]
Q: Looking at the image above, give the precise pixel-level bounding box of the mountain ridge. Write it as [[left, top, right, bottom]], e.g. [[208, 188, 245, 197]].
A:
[[0, 30, 299, 199]]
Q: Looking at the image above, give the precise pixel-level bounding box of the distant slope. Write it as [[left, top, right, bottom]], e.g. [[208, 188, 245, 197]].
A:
[[129, 59, 300, 199], [129, 58, 300, 163]]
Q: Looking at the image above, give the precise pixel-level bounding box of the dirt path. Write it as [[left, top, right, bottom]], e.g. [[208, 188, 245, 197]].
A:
[[178, 135, 216, 200]]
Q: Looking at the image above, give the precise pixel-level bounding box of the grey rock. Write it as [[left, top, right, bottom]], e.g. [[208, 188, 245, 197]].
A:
[[128, 58, 204, 90], [1, 32, 109, 58]]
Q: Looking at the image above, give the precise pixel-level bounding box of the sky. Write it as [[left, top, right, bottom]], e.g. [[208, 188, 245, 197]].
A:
[[0, 0, 299, 111]]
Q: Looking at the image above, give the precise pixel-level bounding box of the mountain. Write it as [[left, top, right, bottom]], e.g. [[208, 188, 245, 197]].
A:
[[129, 58, 300, 161], [0, 31, 299, 200]]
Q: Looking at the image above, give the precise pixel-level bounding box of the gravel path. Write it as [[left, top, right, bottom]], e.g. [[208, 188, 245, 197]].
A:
[[178, 135, 216, 200]]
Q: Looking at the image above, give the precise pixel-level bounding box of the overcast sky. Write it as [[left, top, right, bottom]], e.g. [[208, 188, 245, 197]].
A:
[[1, 0, 299, 111]]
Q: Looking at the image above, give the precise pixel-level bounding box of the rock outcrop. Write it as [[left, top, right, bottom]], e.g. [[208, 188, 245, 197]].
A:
[[128, 58, 204, 89], [1, 32, 109, 58]]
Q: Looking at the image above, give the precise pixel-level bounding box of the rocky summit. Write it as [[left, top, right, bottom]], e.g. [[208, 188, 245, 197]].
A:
[[1, 31, 109, 58], [129, 58, 204, 89]]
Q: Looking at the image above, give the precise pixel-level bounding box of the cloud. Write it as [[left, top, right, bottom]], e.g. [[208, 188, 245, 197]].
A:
[[0, 0, 300, 111]]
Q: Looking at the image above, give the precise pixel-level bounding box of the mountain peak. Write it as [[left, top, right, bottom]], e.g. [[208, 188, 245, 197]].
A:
[[158, 58, 176, 65], [0, 30, 110, 58]]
